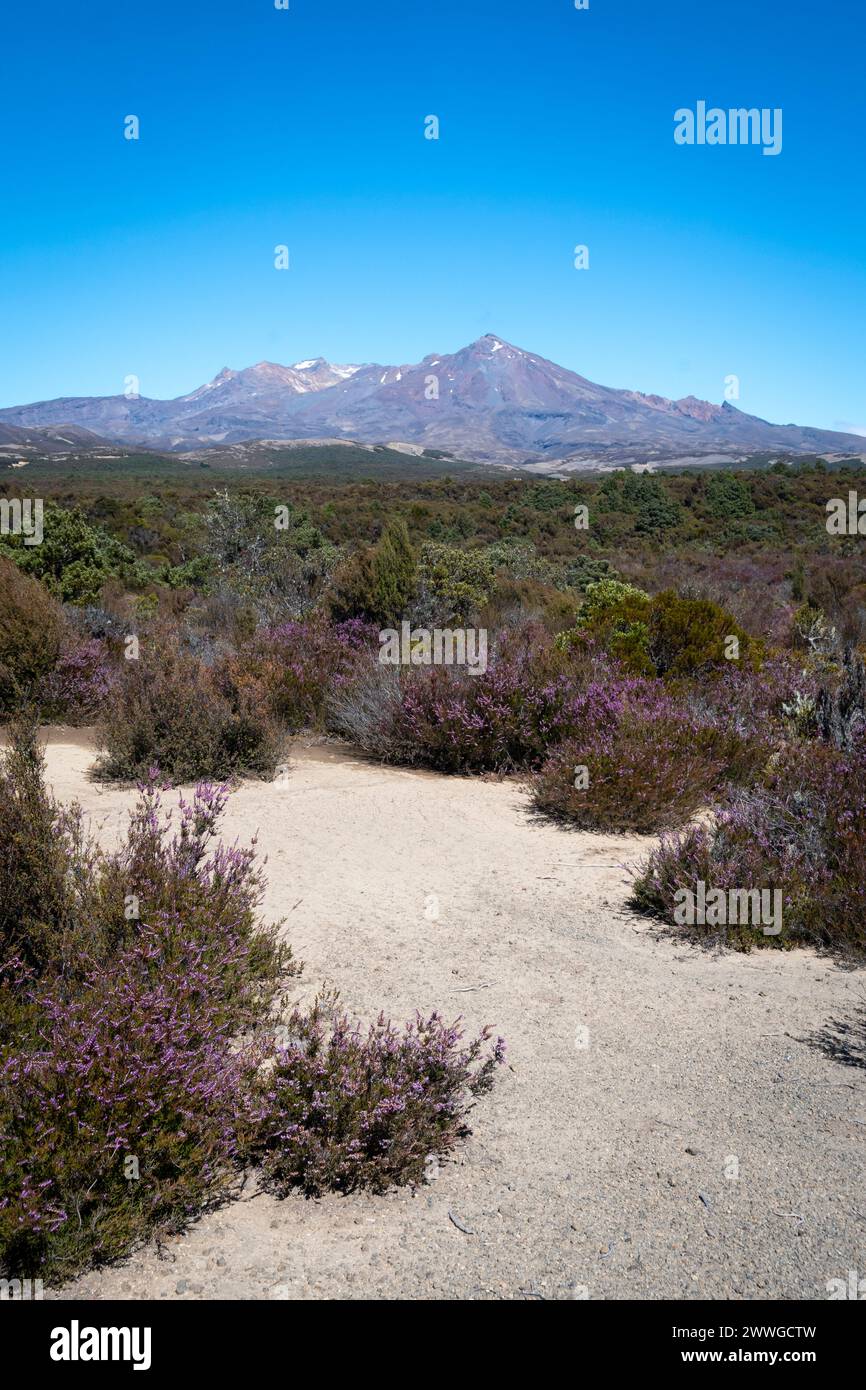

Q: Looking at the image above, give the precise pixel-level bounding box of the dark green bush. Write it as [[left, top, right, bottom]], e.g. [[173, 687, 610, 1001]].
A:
[[327, 518, 416, 626], [0, 559, 63, 714]]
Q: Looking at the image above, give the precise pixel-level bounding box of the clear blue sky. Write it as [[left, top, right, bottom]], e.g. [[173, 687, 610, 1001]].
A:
[[1, 0, 863, 432]]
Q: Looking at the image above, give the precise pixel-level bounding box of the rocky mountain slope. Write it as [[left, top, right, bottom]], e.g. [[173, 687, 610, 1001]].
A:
[[2, 336, 862, 464]]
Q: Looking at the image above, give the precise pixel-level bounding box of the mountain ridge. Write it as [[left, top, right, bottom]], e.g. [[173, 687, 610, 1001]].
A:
[[2, 335, 862, 464]]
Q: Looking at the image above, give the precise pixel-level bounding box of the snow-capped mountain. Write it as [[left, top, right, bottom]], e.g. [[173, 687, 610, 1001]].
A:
[[1, 335, 862, 463]]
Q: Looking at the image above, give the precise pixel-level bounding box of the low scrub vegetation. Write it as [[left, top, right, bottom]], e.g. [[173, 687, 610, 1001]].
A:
[[2, 459, 866, 1287], [0, 557, 64, 716], [1, 467, 864, 951], [0, 727, 504, 1283], [632, 733, 866, 953], [256, 994, 505, 1197], [94, 635, 283, 782]]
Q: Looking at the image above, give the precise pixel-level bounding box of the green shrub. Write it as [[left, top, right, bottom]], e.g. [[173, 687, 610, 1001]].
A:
[[556, 579, 654, 674], [560, 583, 758, 679], [418, 541, 495, 621], [647, 590, 757, 678], [0, 505, 146, 604], [327, 518, 417, 625], [0, 560, 63, 715], [705, 472, 755, 520]]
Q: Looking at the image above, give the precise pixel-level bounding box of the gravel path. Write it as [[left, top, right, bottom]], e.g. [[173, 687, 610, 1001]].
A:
[[39, 733, 865, 1301]]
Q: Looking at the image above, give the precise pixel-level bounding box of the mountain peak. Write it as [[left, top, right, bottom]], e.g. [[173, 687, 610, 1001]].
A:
[[2, 336, 862, 464], [248, 361, 296, 376], [471, 333, 513, 354]]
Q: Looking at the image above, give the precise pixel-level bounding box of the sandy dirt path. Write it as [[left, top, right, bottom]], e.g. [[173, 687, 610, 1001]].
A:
[[36, 732, 865, 1302]]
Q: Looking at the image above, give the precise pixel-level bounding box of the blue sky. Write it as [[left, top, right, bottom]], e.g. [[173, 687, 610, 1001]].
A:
[[1, 0, 863, 432]]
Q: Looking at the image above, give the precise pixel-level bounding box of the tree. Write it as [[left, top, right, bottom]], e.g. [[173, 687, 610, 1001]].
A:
[[0, 505, 145, 604], [370, 518, 416, 624], [705, 472, 755, 520], [327, 519, 417, 626]]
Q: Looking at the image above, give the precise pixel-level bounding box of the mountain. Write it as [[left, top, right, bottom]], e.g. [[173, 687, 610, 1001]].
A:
[[0, 422, 117, 454], [1, 336, 862, 465]]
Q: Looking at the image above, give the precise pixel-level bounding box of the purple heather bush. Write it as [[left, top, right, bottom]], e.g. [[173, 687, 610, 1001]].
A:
[[329, 623, 617, 773], [325, 615, 772, 827], [36, 637, 115, 723], [233, 617, 378, 731], [698, 652, 822, 744], [254, 992, 506, 1196], [631, 737, 866, 952], [532, 670, 770, 833], [0, 726, 504, 1282], [0, 943, 270, 1278], [0, 735, 293, 1278], [393, 662, 620, 773]]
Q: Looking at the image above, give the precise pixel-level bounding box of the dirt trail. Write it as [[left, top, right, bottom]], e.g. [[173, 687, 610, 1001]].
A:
[[38, 732, 865, 1301]]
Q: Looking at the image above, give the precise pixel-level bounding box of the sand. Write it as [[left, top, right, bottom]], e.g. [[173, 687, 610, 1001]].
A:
[[32, 731, 865, 1302]]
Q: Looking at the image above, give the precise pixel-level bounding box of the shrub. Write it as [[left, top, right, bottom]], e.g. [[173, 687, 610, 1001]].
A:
[[364, 625, 615, 773], [202, 490, 339, 618], [631, 739, 866, 952], [417, 542, 494, 622], [0, 730, 504, 1281], [1, 505, 147, 604], [0, 559, 63, 715], [326, 519, 416, 626], [0, 722, 88, 977], [629, 476, 682, 534], [480, 577, 579, 636], [233, 618, 377, 731], [561, 585, 758, 680], [325, 656, 410, 758], [0, 748, 294, 1280], [557, 580, 655, 675], [704, 472, 755, 520], [577, 578, 651, 625], [530, 672, 765, 833], [0, 947, 269, 1279], [647, 590, 757, 678], [36, 638, 114, 722], [369, 518, 416, 625], [533, 713, 725, 833], [95, 635, 283, 782], [254, 993, 505, 1196]]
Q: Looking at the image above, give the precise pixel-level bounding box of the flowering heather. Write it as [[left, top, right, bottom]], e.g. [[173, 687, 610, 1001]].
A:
[[36, 638, 114, 723], [0, 734, 293, 1279], [233, 618, 378, 731], [254, 993, 506, 1196], [395, 660, 621, 773], [631, 738, 866, 952], [698, 651, 822, 744], [330, 624, 619, 773], [0, 728, 504, 1281], [530, 669, 759, 833], [0, 940, 268, 1280], [99, 774, 296, 1024]]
